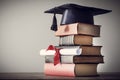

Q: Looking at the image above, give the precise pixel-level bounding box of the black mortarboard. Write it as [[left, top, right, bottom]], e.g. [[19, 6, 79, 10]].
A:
[[45, 3, 111, 31]]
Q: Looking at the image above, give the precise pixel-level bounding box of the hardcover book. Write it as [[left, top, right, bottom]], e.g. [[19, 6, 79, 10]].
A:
[[44, 63, 98, 77], [55, 23, 101, 37], [59, 35, 93, 46], [45, 55, 104, 64]]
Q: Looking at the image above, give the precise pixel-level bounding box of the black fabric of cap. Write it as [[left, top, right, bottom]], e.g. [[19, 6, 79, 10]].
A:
[[44, 3, 112, 31]]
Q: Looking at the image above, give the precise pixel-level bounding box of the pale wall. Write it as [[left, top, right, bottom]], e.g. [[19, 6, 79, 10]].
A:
[[0, 0, 120, 72]]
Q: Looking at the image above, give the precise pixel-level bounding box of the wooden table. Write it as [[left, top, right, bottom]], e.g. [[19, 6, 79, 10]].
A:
[[0, 72, 120, 80]]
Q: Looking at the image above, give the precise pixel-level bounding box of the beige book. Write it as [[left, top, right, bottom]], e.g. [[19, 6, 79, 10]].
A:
[[55, 23, 101, 37]]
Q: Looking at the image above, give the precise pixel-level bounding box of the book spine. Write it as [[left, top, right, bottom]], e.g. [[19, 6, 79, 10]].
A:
[[75, 64, 98, 76], [81, 46, 102, 55], [78, 23, 101, 37], [73, 56, 104, 64]]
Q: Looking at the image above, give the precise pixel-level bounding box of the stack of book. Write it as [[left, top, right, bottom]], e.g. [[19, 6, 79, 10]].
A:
[[40, 23, 104, 77], [40, 3, 111, 77]]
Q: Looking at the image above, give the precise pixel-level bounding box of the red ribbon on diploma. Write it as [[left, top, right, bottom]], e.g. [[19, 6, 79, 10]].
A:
[[46, 45, 60, 65]]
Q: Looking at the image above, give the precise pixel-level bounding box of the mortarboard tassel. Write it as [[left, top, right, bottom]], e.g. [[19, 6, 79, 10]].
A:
[[51, 13, 57, 31]]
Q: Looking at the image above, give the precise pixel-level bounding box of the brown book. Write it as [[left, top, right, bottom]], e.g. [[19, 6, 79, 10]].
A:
[[45, 55, 104, 64], [56, 46, 102, 55], [59, 35, 93, 46], [55, 23, 101, 37], [45, 63, 99, 77], [73, 55, 104, 64], [81, 46, 102, 55], [75, 64, 98, 76]]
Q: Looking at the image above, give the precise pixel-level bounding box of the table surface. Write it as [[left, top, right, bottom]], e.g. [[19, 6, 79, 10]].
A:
[[0, 72, 120, 80]]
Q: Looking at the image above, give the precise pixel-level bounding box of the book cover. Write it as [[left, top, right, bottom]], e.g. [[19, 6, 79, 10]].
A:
[[55, 23, 101, 37], [44, 63, 98, 77]]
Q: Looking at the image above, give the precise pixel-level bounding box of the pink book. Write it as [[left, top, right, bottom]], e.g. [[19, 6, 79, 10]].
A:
[[55, 23, 78, 36], [44, 63, 98, 77], [44, 63, 75, 77], [55, 23, 100, 37]]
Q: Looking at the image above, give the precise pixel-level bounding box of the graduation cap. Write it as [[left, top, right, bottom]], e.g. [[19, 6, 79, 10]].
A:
[[45, 3, 111, 31]]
